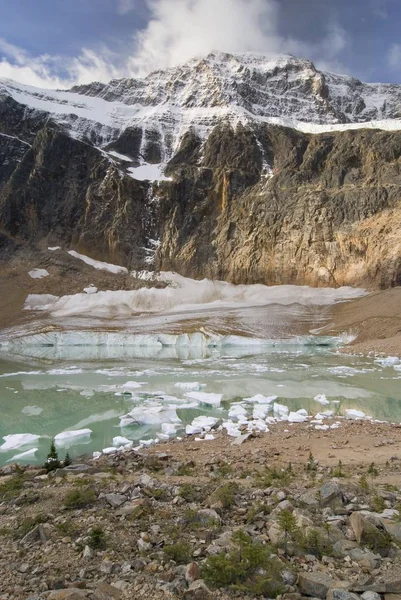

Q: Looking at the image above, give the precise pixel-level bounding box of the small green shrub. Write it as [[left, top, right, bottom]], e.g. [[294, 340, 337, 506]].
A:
[[164, 541, 192, 564], [18, 513, 48, 538], [306, 452, 317, 473], [368, 463, 379, 477], [371, 494, 386, 513], [88, 526, 106, 549], [332, 460, 345, 478], [300, 528, 333, 559], [64, 487, 96, 509], [0, 473, 26, 501], [359, 475, 369, 491], [277, 509, 299, 553], [63, 452, 72, 467], [214, 482, 238, 509], [44, 440, 60, 472], [202, 530, 284, 596], [179, 483, 201, 503], [256, 467, 293, 488]]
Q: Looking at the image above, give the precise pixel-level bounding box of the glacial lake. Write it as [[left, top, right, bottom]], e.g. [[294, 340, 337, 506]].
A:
[[1, 343, 401, 467]]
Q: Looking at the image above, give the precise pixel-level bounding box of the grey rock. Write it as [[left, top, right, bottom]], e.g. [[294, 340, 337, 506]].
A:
[[361, 592, 382, 600], [299, 490, 319, 507], [105, 493, 127, 508], [319, 482, 343, 508], [327, 591, 360, 600], [20, 524, 49, 546], [194, 509, 221, 525], [230, 433, 251, 446], [297, 572, 338, 599], [183, 580, 212, 599]]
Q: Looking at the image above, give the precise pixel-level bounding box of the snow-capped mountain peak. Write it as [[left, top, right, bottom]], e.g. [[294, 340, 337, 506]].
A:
[[1, 51, 401, 168]]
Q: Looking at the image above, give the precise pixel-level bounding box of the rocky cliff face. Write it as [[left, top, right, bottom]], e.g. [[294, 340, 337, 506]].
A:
[[1, 53, 401, 289]]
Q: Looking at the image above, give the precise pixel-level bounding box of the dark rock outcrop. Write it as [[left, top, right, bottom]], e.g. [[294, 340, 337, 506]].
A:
[[1, 105, 401, 287]]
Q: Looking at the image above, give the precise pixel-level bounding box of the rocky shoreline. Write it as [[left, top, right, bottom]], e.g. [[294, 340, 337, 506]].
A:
[[2, 421, 401, 600]]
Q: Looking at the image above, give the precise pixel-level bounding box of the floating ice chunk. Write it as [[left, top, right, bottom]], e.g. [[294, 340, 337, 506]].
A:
[[7, 447, 38, 462], [112, 436, 132, 447], [288, 411, 308, 423], [68, 250, 128, 275], [376, 356, 400, 367], [204, 434, 215, 441], [28, 268, 49, 279], [0, 433, 40, 451], [228, 404, 247, 419], [83, 285, 98, 295], [21, 406, 43, 416], [93, 451, 102, 460], [315, 411, 334, 420], [222, 420, 242, 437], [248, 419, 269, 432], [345, 409, 366, 419], [140, 439, 155, 447], [297, 409, 309, 416], [244, 394, 277, 404], [125, 406, 181, 425], [186, 415, 218, 435], [103, 447, 118, 455], [121, 381, 143, 390], [191, 416, 219, 431], [54, 428, 92, 447], [186, 392, 223, 407], [161, 423, 180, 436], [48, 246, 61, 251], [314, 394, 330, 405], [315, 424, 330, 430], [273, 403, 289, 418], [174, 382, 204, 391], [120, 416, 136, 427], [253, 405, 271, 419]]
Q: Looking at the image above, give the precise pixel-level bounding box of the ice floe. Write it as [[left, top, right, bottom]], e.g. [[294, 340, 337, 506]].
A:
[[186, 392, 223, 407], [7, 447, 38, 462], [122, 406, 182, 426], [314, 394, 330, 405], [0, 433, 40, 451], [345, 409, 366, 419], [54, 429, 92, 447], [174, 382, 204, 391], [21, 406, 43, 416]]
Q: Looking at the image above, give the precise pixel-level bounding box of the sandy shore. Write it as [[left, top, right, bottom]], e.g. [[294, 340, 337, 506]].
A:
[[324, 287, 401, 357]]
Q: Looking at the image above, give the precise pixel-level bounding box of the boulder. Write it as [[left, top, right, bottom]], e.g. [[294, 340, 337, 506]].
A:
[[48, 591, 88, 600], [327, 591, 360, 600], [105, 494, 127, 508], [93, 583, 122, 600], [194, 509, 221, 525], [319, 482, 343, 508], [182, 580, 212, 599], [185, 562, 200, 584], [349, 512, 391, 556], [297, 572, 336, 599]]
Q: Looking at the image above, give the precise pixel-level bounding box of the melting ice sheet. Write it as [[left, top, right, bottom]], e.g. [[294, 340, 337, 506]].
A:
[[23, 272, 366, 320]]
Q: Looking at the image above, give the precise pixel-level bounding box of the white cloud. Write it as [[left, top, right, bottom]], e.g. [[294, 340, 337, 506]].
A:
[[0, 0, 350, 89], [388, 43, 401, 69]]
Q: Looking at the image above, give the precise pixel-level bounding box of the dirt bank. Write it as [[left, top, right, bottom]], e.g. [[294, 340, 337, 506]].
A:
[[323, 287, 401, 357]]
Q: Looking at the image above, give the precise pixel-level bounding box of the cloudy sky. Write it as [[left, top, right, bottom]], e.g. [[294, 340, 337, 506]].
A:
[[0, 0, 399, 88]]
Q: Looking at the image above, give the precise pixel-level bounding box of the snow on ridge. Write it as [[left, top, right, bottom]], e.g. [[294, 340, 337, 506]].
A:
[[68, 250, 128, 275], [2, 52, 401, 167]]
